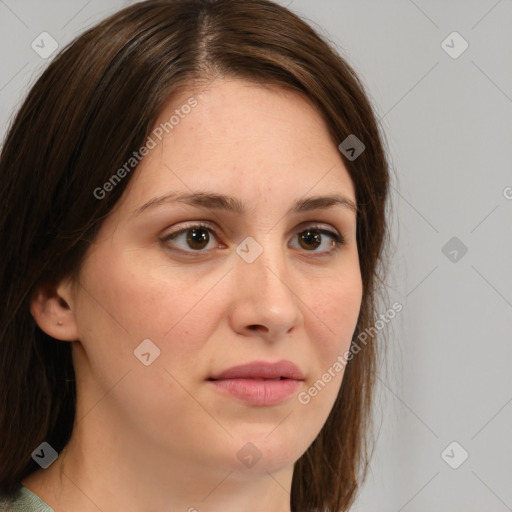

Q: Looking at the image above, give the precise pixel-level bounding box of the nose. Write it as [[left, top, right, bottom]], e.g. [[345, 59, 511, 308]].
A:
[[228, 241, 304, 341]]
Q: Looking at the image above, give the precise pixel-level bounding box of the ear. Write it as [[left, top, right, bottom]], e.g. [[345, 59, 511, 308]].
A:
[[30, 277, 79, 342]]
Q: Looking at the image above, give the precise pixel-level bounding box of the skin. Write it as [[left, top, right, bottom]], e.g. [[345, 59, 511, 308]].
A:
[[24, 78, 363, 512]]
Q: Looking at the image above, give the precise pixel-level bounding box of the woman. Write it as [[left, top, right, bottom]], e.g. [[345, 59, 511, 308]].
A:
[[0, 1, 391, 511]]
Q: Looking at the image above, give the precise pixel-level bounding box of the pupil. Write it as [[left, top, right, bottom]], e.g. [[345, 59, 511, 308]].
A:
[[300, 230, 321, 250], [186, 228, 209, 249]]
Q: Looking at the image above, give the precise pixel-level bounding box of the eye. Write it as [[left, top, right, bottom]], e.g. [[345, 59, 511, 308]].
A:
[[290, 224, 345, 255], [161, 222, 220, 254]]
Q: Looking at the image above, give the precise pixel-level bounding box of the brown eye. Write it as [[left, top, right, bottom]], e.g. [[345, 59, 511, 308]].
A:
[[162, 223, 219, 253], [185, 227, 210, 250], [291, 225, 344, 254], [298, 229, 322, 250]]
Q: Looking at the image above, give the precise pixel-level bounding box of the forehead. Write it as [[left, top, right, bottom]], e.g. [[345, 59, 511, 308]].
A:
[[120, 78, 356, 211]]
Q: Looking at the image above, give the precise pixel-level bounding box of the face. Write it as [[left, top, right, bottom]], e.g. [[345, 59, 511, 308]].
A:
[[64, 78, 362, 478]]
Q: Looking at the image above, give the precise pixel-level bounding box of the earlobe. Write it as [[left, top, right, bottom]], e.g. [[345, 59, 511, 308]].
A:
[[30, 279, 79, 342]]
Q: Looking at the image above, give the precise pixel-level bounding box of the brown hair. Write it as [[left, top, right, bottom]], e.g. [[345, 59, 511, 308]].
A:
[[0, 1, 391, 510]]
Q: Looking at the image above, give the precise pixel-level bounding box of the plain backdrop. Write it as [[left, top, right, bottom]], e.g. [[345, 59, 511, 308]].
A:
[[1, 1, 511, 511]]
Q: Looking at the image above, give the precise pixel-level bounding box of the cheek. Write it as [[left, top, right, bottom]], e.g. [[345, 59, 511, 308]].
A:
[[74, 248, 224, 375], [72, 252, 222, 448], [299, 271, 362, 411], [311, 272, 362, 352]]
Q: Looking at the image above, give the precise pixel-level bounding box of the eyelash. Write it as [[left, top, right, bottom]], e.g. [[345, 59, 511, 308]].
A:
[[160, 221, 345, 257]]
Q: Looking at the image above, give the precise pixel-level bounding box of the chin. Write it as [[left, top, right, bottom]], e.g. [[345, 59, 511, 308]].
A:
[[216, 433, 305, 476]]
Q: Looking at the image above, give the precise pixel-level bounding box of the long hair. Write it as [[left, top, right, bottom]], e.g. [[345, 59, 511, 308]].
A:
[[0, 1, 391, 510]]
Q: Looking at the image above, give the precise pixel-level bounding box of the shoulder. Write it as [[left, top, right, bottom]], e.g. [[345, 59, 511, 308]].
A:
[[0, 486, 54, 512]]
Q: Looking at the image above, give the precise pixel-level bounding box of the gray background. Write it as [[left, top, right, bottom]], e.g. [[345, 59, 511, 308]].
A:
[[1, 1, 511, 510]]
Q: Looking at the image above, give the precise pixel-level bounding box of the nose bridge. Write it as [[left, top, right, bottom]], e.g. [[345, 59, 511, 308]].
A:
[[236, 233, 289, 293], [231, 232, 302, 332]]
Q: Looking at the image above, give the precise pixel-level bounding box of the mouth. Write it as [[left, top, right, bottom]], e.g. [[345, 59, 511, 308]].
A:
[[207, 376, 293, 381], [207, 377, 302, 406], [207, 360, 304, 406], [208, 359, 305, 381]]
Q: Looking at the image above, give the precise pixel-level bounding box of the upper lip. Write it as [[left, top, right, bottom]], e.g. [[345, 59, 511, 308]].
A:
[[208, 360, 305, 380]]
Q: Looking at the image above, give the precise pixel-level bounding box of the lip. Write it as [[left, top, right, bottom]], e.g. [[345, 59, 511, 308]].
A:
[[208, 360, 304, 381], [207, 360, 304, 406]]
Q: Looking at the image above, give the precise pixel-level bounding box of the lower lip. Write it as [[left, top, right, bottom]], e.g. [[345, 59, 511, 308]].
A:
[[208, 378, 302, 406]]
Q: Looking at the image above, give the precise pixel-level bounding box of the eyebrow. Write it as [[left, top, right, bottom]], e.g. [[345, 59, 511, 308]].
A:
[[131, 191, 358, 217]]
